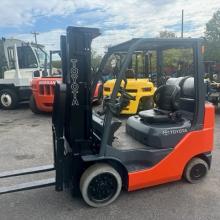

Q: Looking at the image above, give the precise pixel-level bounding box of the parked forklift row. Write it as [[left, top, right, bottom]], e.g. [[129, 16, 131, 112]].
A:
[[2, 35, 216, 114]]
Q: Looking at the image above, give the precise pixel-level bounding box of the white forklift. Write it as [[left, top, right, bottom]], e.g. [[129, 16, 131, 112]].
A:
[[0, 38, 48, 109]]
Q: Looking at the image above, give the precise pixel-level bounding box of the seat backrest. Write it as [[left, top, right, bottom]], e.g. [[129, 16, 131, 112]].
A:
[[179, 77, 195, 112]]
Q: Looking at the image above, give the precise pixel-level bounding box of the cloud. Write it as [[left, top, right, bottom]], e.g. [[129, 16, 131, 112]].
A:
[[1, 0, 220, 54], [11, 29, 65, 53], [0, 0, 77, 27]]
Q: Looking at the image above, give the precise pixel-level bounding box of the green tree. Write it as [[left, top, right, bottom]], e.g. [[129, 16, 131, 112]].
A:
[[51, 50, 102, 77], [204, 10, 220, 62], [91, 50, 102, 74], [52, 60, 61, 69], [158, 31, 192, 71], [205, 10, 220, 41], [159, 30, 177, 38]]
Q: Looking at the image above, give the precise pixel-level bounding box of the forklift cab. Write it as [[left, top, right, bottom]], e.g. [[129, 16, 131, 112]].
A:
[[52, 27, 214, 207]]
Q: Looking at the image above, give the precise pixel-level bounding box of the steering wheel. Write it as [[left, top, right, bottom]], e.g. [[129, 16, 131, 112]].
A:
[[118, 87, 135, 100]]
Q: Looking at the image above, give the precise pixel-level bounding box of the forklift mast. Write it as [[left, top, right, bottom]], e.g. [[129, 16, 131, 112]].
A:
[[52, 27, 101, 191]]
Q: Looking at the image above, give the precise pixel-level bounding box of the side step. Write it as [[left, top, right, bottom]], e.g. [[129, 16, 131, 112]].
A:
[[0, 165, 55, 195]]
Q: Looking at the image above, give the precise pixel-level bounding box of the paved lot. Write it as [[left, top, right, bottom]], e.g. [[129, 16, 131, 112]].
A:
[[0, 105, 219, 220]]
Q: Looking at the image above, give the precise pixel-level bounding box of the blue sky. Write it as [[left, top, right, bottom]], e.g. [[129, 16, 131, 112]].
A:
[[0, 0, 220, 54]]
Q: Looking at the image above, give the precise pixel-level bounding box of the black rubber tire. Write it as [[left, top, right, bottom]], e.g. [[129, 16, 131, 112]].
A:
[[80, 163, 122, 207], [29, 95, 41, 114], [184, 157, 209, 184], [0, 89, 18, 109]]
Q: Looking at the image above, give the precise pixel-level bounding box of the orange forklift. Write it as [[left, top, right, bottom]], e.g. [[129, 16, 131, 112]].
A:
[[30, 50, 103, 113], [0, 27, 215, 208], [29, 50, 62, 113]]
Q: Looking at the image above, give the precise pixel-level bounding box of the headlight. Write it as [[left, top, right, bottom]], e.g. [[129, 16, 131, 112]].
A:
[[104, 87, 110, 92]]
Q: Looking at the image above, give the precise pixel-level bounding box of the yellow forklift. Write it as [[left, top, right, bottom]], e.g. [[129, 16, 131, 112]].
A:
[[102, 42, 156, 114]]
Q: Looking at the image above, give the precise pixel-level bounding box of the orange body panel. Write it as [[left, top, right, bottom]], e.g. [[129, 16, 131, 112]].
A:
[[31, 78, 102, 112], [92, 82, 103, 101], [32, 77, 62, 112], [128, 103, 215, 191]]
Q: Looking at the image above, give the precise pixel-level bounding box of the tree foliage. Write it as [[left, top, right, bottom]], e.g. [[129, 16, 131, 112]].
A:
[[157, 31, 192, 71], [91, 50, 102, 74], [163, 48, 193, 68], [52, 60, 61, 69], [205, 10, 220, 41], [159, 30, 177, 38], [51, 50, 103, 76], [204, 10, 220, 62]]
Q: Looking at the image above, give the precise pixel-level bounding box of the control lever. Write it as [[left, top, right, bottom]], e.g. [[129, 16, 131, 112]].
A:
[[118, 87, 135, 100], [98, 87, 135, 116]]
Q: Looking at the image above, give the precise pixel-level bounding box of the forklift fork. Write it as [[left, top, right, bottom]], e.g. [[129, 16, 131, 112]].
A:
[[0, 165, 55, 195]]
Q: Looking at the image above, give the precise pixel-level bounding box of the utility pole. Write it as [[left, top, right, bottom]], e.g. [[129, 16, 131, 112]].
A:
[[31, 31, 39, 45], [181, 9, 184, 38]]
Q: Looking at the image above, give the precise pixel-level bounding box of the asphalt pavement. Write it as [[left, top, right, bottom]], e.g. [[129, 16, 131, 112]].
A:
[[0, 104, 219, 220]]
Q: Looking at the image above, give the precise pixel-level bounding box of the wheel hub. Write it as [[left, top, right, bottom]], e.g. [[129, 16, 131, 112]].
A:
[[1, 94, 12, 107], [87, 173, 117, 203], [190, 164, 206, 180]]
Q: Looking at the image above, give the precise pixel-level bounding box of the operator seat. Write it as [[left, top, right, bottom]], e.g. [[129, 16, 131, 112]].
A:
[[139, 77, 184, 124], [126, 77, 195, 149]]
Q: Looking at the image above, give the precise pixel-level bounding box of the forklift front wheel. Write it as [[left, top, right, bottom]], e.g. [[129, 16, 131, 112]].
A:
[[29, 95, 41, 114], [184, 157, 209, 184], [80, 163, 122, 207]]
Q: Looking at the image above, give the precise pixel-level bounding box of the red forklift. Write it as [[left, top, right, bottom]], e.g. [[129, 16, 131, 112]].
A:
[[0, 27, 215, 207], [29, 50, 103, 113]]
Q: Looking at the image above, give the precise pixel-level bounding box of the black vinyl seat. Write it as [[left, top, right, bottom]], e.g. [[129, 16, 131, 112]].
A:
[[138, 77, 184, 124], [139, 109, 171, 123]]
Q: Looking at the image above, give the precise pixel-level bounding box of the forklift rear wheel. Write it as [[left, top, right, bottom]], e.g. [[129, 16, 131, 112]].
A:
[[0, 89, 18, 109], [80, 163, 122, 207], [29, 95, 41, 114], [184, 158, 209, 184]]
